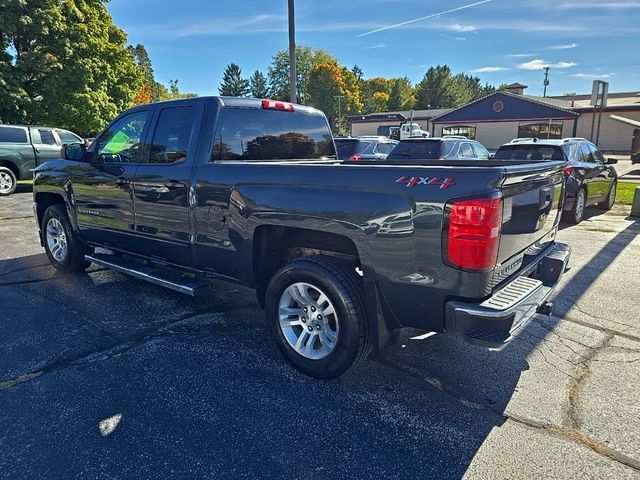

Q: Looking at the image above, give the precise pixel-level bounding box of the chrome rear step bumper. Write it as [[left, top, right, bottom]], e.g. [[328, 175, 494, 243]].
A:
[[444, 242, 571, 349]]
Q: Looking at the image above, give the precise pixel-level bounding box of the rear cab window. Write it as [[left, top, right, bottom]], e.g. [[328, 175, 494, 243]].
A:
[[0, 126, 28, 143], [212, 108, 335, 161]]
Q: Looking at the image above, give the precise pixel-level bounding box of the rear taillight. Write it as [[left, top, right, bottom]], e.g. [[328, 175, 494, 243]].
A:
[[349, 154, 362, 161], [446, 195, 503, 271], [563, 165, 574, 177], [261, 99, 295, 111]]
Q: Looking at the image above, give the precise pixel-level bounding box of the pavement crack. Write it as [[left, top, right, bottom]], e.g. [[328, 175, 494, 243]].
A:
[[0, 310, 252, 391]]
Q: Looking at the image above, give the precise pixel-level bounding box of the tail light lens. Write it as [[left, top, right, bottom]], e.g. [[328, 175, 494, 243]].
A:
[[446, 195, 503, 271], [349, 154, 363, 161], [261, 99, 295, 111], [563, 165, 574, 177]]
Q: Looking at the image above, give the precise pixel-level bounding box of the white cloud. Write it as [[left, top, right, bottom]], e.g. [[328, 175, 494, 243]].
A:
[[364, 43, 387, 49], [518, 59, 578, 70], [447, 23, 477, 32], [471, 66, 510, 73], [547, 42, 579, 50], [572, 73, 615, 78], [557, 1, 640, 8], [507, 53, 537, 58]]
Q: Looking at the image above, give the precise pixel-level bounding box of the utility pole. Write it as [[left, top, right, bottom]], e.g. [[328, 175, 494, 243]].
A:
[[288, 0, 296, 103], [334, 95, 344, 119], [543, 66, 550, 97]]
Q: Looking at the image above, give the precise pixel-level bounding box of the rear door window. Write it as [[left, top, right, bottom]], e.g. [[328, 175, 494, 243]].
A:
[[387, 141, 443, 160], [0, 126, 28, 143], [472, 142, 490, 160], [148, 106, 196, 164], [38, 129, 58, 145], [579, 143, 594, 163], [212, 108, 335, 161], [375, 142, 396, 155], [459, 143, 476, 158]]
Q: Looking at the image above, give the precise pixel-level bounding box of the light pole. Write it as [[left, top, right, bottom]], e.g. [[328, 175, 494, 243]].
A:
[[288, 0, 296, 103]]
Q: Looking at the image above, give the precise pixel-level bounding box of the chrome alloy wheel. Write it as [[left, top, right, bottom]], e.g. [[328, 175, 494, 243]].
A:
[[278, 282, 339, 360], [46, 218, 68, 262], [0, 171, 13, 194]]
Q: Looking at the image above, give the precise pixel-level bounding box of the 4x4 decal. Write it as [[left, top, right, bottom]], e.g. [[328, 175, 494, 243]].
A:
[[396, 176, 455, 189]]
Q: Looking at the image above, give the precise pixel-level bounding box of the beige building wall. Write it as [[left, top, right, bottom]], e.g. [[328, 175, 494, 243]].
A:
[[575, 110, 640, 152]]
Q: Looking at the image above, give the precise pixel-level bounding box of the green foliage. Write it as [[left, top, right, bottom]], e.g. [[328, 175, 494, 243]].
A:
[[387, 77, 415, 111], [307, 63, 362, 134], [249, 70, 269, 98], [166, 79, 197, 99], [219, 63, 250, 97], [267, 45, 337, 103], [360, 77, 393, 113], [414, 65, 496, 110], [0, 0, 143, 135]]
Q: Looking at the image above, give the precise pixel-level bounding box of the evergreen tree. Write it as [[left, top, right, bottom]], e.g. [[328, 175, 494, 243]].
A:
[[249, 70, 269, 98], [219, 63, 250, 97]]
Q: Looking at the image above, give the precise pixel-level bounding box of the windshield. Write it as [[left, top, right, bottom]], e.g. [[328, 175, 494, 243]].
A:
[[494, 144, 565, 161]]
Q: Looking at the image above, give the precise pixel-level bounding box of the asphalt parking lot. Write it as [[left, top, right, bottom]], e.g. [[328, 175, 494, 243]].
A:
[[1, 187, 639, 479]]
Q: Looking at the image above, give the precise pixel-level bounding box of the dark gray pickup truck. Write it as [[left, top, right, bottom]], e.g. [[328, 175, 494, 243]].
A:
[[33, 97, 570, 378]]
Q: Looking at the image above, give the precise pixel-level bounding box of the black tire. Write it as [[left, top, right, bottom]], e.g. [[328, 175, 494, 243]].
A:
[[265, 256, 371, 378], [600, 180, 617, 210], [566, 188, 586, 224], [0, 166, 17, 196], [42, 204, 91, 272]]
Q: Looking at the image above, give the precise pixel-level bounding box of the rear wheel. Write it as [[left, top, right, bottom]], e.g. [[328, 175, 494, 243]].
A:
[[567, 188, 586, 224], [0, 167, 17, 196], [265, 256, 371, 378], [42, 204, 91, 272], [600, 180, 617, 210]]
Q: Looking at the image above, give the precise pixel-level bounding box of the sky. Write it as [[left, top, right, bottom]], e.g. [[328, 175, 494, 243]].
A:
[[107, 0, 640, 98]]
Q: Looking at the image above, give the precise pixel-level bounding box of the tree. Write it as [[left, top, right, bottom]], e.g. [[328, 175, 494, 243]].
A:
[[219, 63, 250, 97], [307, 63, 362, 134], [166, 79, 197, 99], [414, 65, 454, 109], [133, 83, 153, 105], [351, 65, 364, 82], [267, 45, 337, 103], [359, 77, 394, 114], [249, 70, 269, 98], [387, 77, 415, 111], [0, 0, 143, 134]]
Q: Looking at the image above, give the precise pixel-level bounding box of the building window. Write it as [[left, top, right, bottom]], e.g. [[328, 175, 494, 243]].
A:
[[442, 125, 476, 139], [518, 122, 563, 139]]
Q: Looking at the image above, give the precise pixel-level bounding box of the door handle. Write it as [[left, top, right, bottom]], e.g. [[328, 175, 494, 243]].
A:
[[164, 180, 186, 190], [114, 177, 129, 186]]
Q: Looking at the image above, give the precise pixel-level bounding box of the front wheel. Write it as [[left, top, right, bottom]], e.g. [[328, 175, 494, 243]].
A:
[[42, 204, 91, 272], [265, 256, 371, 378]]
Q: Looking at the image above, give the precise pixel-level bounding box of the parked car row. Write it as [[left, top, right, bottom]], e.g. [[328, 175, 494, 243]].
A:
[[336, 133, 618, 225]]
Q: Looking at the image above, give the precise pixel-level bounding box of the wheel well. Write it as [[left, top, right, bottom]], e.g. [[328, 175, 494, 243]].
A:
[[35, 192, 66, 227], [252, 225, 361, 303], [0, 160, 20, 180]]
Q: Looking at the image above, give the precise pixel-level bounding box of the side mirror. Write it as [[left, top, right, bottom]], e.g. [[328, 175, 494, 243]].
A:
[[64, 142, 86, 161], [606, 157, 618, 165]]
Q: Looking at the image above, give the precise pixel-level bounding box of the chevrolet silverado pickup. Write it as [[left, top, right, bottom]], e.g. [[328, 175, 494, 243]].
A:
[[33, 97, 571, 378]]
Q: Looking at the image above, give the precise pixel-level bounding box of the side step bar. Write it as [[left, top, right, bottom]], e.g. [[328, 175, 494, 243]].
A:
[[85, 253, 209, 297]]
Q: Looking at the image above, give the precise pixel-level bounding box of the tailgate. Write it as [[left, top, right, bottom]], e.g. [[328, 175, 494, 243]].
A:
[[495, 161, 565, 277]]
